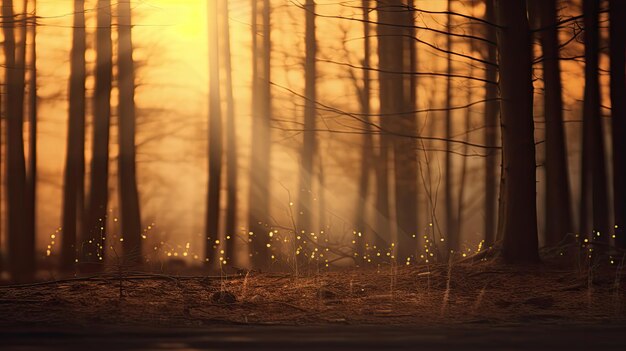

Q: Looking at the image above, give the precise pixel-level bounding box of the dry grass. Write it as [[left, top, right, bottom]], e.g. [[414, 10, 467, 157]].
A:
[[1, 260, 625, 328]]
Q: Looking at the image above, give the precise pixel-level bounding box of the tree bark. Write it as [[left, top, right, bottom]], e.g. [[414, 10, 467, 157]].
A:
[[2, 0, 32, 281], [25, 0, 37, 276], [118, 0, 142, 266], [483, 0, 498, 249], [296, 0, 317, 270], [530, 0, 573, 247], [444, 0, 458, 258], [610, 0, 626, 249], [495, 0, 539, 263], [84, 0, 112, 268], [248, 0, 272, 269], [393, 0, 419, 261], [354, 0, 373, 264], [580, 0, 609, 244], [377, 0, 417, 261], [61, 0, 86, 272], [221, 0, 239, 264], [206, 0, 223, 268]]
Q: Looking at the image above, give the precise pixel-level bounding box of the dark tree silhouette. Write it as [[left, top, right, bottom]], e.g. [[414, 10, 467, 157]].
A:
[[483, 0, 498, 249], [580, 0, 609, 244], [206, 0, 223, 267], [118, 0, 143, 265], [61, 0, 87, 272], [610, 0, 626, 249], [248, 0, 272, 269], [495, 0, 539, 263], [444, 0, 458, 259], [377, 0, 417, 261], [393, 1, 419, 261], [530, 0, 573, 247], [25, 0, 37, 275], [84, 0, 113, 268], [354, 0, 373, 264], [296, 0, 317, 270], [2, 0, 33, 281], [221, 0, 239, 265]]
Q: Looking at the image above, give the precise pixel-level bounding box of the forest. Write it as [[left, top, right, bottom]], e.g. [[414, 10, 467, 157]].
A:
[[1, 0, 626, 349]]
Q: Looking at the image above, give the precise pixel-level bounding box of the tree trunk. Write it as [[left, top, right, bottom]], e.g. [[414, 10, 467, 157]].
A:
[[444, 0, 457, 258], [296, 0, 317, 270], [495, 0, 539, 263], [248, 0, 272, 269], [61, 0, 86, 272], [221, 0, 239, 264], [206, 0, 223, 268], [377, 0, 417, 261], [376, 0, 401, 261], [530, 0, 573, 247], [354, 0, 373, 264], [610, 0, 626, 249], [84, 0, 112, 268], [2, 0, 32, 281], [393, 0, 419, 261], [483, 0, 498, 249], [580, 0, 609, 244], [25, 0, 37, 276], [118, 0, 142, 266]]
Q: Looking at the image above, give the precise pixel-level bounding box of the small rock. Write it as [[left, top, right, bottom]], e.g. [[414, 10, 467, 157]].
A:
[[211, 290, 237, 304]]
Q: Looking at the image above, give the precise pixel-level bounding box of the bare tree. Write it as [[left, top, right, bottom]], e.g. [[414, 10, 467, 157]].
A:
[[377, 0, 418, 261], [530, 0, 573, 247], [483, 0, 498, 249], [248, 0, 272, 269], [84, 0, 113, 268], [354, 0, 373, 264], [221, 0, 239, 264], [2, 0, 32, 281], [580, 0, 609, 244], [118, 0, 142, 265], [25, 0, 37, 275], [296, 0, 317, 270], [445, 0, 458, 257], [61, 0, 86, 272], [495, 0, 539, 263], [610, 0, 626, 249], [206, 0, 223, 267]]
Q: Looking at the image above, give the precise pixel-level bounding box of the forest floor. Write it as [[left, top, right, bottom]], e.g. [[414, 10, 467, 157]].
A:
[[1, 259, 626, 349]]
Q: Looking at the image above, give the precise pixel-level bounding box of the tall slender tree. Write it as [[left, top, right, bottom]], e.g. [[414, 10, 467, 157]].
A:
[[221, 0, 239, 264], [610, 0, 626, 249], [483, 0, 498, 248], [495, 0, 539, 263], [376, 0, 402, 260], [377, 0, 417, 261], [248, 0, 272, 269], [530, 0, 573, 247], [84, 0, 112, 268], [296, 0, 317, 269], [61, 0, 87, 271], [580, 0, 609, 244], [393, 0, 419, 261], [3, 0, 32, 281], [354, 0, 373, 264], [206, 0, 223, 267], [444, 0, 458, 257], [118, 0, 142, 265], [25, 0, 37, 274]]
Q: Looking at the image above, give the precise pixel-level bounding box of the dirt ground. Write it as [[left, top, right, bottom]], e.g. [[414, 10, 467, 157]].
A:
[[1, 260, 625, 349]]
